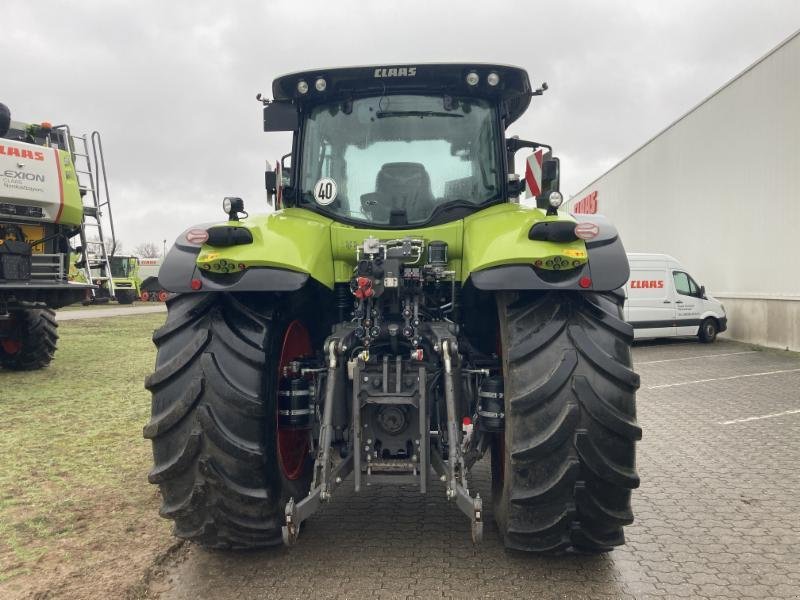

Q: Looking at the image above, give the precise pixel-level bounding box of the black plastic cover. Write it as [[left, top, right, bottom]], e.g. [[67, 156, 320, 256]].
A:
[[0, 240, 32, 280], [528, 221, 578, 243], [206, 226, 254, 247], [272, 64, 533, 125]]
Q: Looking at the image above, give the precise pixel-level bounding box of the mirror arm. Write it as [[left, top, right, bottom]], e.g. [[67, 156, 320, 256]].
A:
[[506, 137, 552, 155]]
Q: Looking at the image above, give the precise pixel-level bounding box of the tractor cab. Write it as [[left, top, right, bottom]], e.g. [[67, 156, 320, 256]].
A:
[[109, 255, 139, 279], [262, 64, 560, 224]]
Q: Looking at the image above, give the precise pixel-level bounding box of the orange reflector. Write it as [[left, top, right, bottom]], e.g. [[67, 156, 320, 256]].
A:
[[190, 278, 203, 290], [579, 277, 592, 289]]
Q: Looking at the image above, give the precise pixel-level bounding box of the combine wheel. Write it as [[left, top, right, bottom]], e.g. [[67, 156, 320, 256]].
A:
[[0, 308, 58, 370], [115, 289, 137, 305], [140, 291, 150, 302], [144, 293, 313, 548], [157, 290, 169, 302], [493, 290, 641, 553]]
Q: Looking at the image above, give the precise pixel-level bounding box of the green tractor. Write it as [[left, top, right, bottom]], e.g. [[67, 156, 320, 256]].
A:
[[145, 64, 641, 552], [109, 255, 140, 304], [85, 254, 141, 304]]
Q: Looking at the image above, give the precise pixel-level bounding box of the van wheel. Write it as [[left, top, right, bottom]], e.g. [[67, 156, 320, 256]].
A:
[[699, 318, 717, 343]]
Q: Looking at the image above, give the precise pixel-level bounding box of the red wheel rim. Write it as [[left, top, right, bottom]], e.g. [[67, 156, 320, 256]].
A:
[[277, 320, 313, 480], [157, 291, 168, 302], [0, 317, 21, 355], [140, 291, 150, 301], [1, 339, 21, 355]]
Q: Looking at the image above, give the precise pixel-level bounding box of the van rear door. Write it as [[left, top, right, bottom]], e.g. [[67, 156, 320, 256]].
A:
[[626, 265, 676, 338]]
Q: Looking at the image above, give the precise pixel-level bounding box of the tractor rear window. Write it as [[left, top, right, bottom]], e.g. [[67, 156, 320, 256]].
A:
[[298, 95, 501, 226]]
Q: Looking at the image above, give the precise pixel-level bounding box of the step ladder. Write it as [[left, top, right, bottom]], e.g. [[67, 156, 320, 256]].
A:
[[54, 126, 117, 302]]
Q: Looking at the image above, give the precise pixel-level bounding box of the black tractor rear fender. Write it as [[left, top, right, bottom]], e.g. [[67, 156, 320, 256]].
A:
[[470, 214, 629, 292]]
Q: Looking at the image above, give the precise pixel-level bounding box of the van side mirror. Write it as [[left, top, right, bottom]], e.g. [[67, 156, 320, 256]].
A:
[[699, 285, 706, 298], [263, 101, 298, 132]]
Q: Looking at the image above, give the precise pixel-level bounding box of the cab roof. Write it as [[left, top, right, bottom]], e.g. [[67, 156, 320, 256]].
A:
[[272, 63, 534, 125]]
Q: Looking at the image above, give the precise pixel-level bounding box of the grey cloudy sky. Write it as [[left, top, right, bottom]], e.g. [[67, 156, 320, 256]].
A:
[[5, 1, 800, 251]]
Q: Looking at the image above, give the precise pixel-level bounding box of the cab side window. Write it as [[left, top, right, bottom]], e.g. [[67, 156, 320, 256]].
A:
[[673, 271, 692, 296]]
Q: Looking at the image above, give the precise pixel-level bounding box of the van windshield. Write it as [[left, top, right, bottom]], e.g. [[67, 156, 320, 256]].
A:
[[298, 95, 502, 226]]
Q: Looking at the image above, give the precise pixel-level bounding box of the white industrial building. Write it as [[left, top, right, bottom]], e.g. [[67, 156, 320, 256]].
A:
[[568, 29, 800, 351]]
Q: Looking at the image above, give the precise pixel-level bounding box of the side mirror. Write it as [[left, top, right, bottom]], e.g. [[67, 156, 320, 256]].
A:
[[265, 169, 278, 207], [263, 101, 298, 132], [542, 157, 560, 193], [0, 103, 10, 138], [699, 285, 706, 298], [535, 156, 561, 210]]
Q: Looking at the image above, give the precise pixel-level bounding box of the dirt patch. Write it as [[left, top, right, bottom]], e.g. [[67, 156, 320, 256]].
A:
[[1, 487, 175, 599], [126, 541, 189, 600], [0, 314, 177, 599]]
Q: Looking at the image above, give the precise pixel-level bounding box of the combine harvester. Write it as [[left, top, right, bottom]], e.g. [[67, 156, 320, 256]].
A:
[[0, 102, 116, 368], [138, 257, 170, 302]]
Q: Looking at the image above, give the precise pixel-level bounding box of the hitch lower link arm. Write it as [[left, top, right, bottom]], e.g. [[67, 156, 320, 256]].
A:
[[440, 339, 483, 544], [283, 337, 353, 546]]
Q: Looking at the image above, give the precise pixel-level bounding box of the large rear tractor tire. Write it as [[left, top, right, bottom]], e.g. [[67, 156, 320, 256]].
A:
[[0, 308, 58, 370], [144, 293, 314, 549], [493, 290, 641, 553]]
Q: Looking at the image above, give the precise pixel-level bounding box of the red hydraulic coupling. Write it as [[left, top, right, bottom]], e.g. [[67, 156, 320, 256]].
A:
[[353, 276, 374, 299]]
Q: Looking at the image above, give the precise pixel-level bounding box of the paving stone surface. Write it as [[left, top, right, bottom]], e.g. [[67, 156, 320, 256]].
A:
[[151, 339, 800, 599]]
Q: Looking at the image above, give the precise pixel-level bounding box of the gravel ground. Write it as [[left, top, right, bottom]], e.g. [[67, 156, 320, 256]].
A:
[[56, 304, 166, 321]]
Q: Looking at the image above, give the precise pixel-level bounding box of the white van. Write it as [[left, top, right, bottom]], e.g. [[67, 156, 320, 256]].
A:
[[624, 254, 727, 342]]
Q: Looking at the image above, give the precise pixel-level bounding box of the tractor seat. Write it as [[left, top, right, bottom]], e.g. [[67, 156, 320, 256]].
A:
[[373, 162, 435, 222]]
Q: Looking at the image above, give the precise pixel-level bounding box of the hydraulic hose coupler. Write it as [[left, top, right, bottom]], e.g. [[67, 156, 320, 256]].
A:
[[477, 376, 505, 432]]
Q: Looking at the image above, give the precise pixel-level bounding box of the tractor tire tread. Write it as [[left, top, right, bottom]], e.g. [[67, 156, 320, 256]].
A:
[[497, 290, 639, 554], [146, 293, 283, 549]]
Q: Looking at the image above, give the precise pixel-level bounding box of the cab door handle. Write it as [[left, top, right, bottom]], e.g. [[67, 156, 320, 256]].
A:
[[663, 300, 671, 303], [675, 300, 684, 304]]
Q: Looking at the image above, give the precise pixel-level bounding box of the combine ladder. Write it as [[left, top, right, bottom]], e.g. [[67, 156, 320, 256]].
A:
[[55, 127, 117, 303]]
